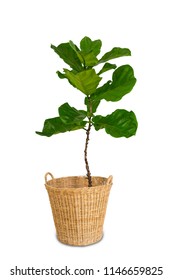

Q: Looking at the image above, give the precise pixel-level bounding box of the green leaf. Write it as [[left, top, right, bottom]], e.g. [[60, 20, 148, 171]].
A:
[[69, 39, 99, 67], [93, 109, 138, 138], [36, 117, 61, 136], [92, 65, 136, 102], [98, 47, 131, 64], [58, 103, 87, 123], [85, 81, 111, 113], [80, 36, 102, 56], [98, 62, 117, 75], [79, 51, 98, 67], [84, 97, 101, 114], [56, 69, 78, 80], [87, 81, 111, 112], [51, 43, 83, 72], [36, 117, 86, 137], [36, 102, 88, 137], [64, 69, 102, 95], [69, 40, 80, 52], [69, 40, 85, 65]]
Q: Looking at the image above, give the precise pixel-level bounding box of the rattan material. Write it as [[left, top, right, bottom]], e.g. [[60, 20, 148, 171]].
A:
[[45, 173, 113, 246]]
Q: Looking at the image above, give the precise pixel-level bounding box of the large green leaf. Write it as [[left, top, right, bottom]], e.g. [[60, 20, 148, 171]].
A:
[[51, 43, 83, 72], [36, 117, 86, 137], [93, 109, 138, 138], [58, 102, 87, 123], [80, 36, 102, 56], [64, 69, 102, 95], [98, 47, 131, 64], [98, 62, 117, 75], [91, 65, 136, 102], [36, 103, 87, 137]]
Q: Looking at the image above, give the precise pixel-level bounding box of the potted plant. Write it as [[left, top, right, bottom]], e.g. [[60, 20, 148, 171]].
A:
[[36, 36, 138, 246]]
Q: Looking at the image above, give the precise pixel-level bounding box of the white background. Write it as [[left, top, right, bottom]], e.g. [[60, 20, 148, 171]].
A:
[[0, 0, 173, 279]]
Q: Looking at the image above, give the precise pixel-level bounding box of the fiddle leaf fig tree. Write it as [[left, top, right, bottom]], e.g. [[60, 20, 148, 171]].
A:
[[36, 36, 138, 187]]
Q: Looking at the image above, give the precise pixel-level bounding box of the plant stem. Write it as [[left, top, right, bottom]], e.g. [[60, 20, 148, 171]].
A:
[[84, 117, 92, 187], [84, 96, 92, 187]]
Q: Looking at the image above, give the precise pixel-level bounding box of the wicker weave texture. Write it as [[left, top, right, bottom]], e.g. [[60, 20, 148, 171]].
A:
[[45, 174, 112, 246]]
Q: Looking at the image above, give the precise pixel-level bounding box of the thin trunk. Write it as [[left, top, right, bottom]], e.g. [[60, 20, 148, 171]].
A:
[[84, 117, 92, 187], [84, 96, 92, 187]]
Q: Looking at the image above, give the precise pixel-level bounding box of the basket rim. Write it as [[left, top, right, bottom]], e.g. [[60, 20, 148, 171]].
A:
[[45, 175, 112, 192]]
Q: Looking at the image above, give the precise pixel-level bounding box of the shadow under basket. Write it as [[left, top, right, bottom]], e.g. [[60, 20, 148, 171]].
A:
[[44, 173, 113, 246]]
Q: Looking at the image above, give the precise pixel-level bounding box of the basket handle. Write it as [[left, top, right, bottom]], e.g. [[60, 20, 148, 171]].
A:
[[107, 175, 113, 185], [45, 172, 54, 183]]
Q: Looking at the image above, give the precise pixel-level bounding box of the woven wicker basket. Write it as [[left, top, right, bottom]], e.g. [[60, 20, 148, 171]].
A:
[[45, 173, 113, 246]]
